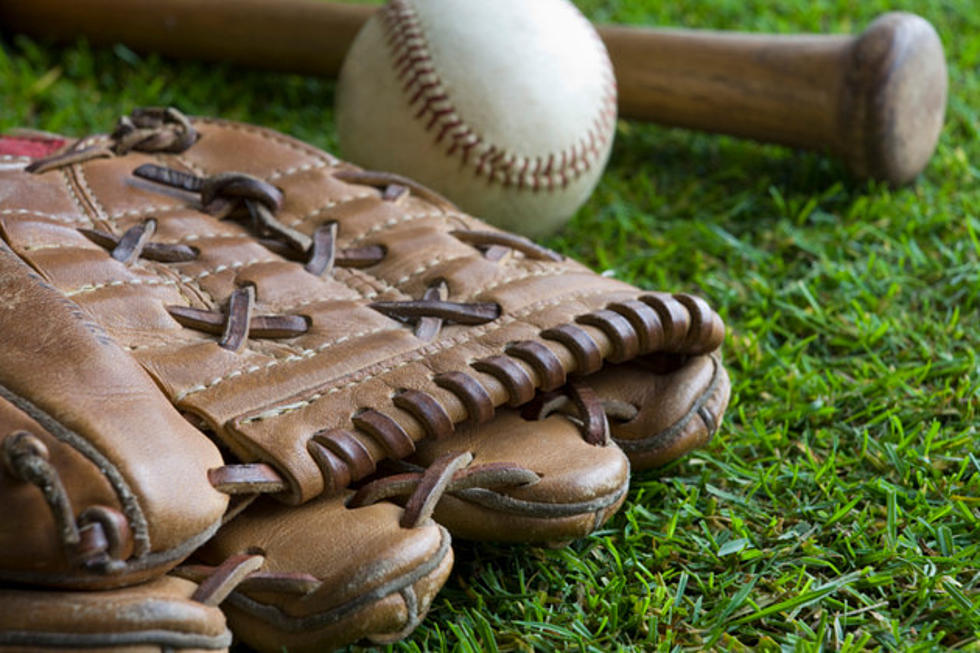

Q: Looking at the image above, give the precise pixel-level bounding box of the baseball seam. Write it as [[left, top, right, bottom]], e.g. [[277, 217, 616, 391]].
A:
[[381, 0, 617, 192]]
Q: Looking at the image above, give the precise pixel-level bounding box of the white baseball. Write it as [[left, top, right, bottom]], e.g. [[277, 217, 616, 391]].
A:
[[335, 0, 617, 238]]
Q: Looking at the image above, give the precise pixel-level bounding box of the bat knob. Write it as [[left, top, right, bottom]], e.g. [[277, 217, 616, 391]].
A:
[[840, 12, 948, 186]]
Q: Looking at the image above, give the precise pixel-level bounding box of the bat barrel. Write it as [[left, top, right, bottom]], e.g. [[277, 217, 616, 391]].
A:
[[601, 12, 947, 185], [837, 12, 947, 186]]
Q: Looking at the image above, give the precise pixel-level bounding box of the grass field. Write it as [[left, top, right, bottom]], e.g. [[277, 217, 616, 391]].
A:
[[2, 0, 978, 650]]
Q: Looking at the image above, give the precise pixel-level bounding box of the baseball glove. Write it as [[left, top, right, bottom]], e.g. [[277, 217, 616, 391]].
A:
[[0, 107, 728, 648], [0, 106, 725, 583]]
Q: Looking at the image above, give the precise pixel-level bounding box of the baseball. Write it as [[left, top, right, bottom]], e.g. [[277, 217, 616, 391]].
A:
[[335, 0, 617, 238]]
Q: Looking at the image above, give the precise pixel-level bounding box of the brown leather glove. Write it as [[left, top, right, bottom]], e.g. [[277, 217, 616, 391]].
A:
[[0, 107, 726, 593]]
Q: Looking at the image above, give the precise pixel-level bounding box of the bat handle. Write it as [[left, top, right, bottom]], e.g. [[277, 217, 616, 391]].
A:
[[600, 12, 948, 185]]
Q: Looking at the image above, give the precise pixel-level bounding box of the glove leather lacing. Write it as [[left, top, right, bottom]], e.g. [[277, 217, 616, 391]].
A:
[[24, 107, 197, 174], [130, 163, 504, 348], [1, 431, 133, 573], [348, 451, 539, 528], [20, 108, 726, 502]]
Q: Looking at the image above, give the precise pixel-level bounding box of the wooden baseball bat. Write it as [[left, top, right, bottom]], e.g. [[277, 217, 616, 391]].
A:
[[0, 0, 947, 185]]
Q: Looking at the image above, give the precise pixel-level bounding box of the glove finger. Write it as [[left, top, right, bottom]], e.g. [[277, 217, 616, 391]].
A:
[[588, 352, 732, 470], [0, 574, 231, 651], [0, 246, 227, 590], [179, 495, 453, 653], [364, 408, 630, 544]]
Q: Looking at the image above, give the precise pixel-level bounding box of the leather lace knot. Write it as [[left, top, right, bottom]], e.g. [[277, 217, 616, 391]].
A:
[[135, 164, 502, 345], [371, 279, 500, 342], [110, 107, 198, 155], [79, 218, 198, 265], [133, 165, 386, 277], [25, 107, 198, 174]]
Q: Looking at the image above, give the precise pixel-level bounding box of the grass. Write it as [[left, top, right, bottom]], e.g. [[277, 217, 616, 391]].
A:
[[2, 0, 978, 650]]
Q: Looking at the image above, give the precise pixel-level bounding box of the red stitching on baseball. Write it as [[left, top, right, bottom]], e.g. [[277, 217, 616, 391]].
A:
[[380, 0, 617, 193]]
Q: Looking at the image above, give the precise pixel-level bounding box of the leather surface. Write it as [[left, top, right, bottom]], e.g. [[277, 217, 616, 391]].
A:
[[0, 113, 726, 602], [0, 574, 231, 651], [407, 409, 630, 541], [589, 353, 732, 469], [191, 495, 452, 652]]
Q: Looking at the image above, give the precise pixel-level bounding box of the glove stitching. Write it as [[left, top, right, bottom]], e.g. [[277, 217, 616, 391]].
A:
[[176, 281, 618, 407], [0, 207, 91, 225], [329, 267, 404, 301], [390, 253, 473, 287], [58, 168, 97, 227], [192, 117, 341, 166], [234, 288, 620, 422], [266, 159, 330, 182], [36, 144, 625, 411], [174, 324, 397, 402], [345, 210, 449, 245], [108, 204, 190, 220], [72, 159, 109, 222], [282, 191, 379, 228], [61, 257, 279, 298], [476, 267, 580, 296], [41, 122, 642, 413]]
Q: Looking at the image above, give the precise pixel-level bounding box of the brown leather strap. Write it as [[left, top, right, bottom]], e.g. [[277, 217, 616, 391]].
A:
[[348, 457, 540, 523], [167, 286, 309, 350], [413, 281, 447, 342], [433, 372, 495, 424], [25, 107, 197, 173], [207, 463, 289, 495], [370, 298, 500, 325], [332, 168, 458, 212], [2, 431, 79, 548], [577, 309, 641, 363], [304, 221, 338, 276], [79, 224, 199, 264], [312, 429, 377, 481], [392, 390, 455, 441], [189, 553, 265, 606], [352, 410, 417, 458], [400, 452, 474, 528], [111, 107, 198, 155], [541, 324, 603, 375], [607, 300, 663, 353], [505, 341, 567, 391], [472, 355, 535, 406]]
